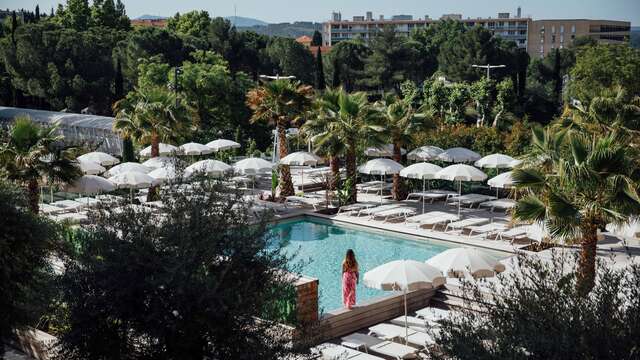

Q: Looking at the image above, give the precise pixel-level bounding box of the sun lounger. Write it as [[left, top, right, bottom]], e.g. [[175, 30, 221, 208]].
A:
[[51, 199, 84, 212], [49, 211, 89, 224], [314, 343, 384, 360], [447, 194, 497, 208], [478, 199, 517, 212], [357, 204, 400, 217], [361, 183, 393, 194], [406, 212, 460, 229], [390, 316, 429, 333], [406, 190, 458, 204], [368, 323, 435, 348], [372, 207, 417, 222], [338, 202, 378, 215], [39, 203, 66, 215], [405, 211, 453, 224], [357, 181, 385, 190], [284, 196, 325, 210], [415, 307, 451, 324], [466, 222, 508, 238], [495, 226, 531, 243], [74, 197, 101, 207], [444, 218, 491, 232], [341, 333, 419, 359]]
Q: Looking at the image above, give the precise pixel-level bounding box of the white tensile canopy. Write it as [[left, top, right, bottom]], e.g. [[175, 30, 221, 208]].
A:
[[179, 142, 214, 156], [104, 162, 151, 177], [364, 260, 445, 344], [77, 159, 106, 175], [206, 139, 241, 152], [139, 143, 181, 157], [184, 159, 231, 178], [475, 153, 517, 169]]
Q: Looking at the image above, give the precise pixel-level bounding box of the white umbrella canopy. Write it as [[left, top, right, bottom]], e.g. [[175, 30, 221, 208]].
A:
[[206, 139, 241, 152], [606, 219, 640, 242], [108, 171, 159, 189], [364, 144, 407, 157], [400, 162, 443, 213], [77, 159, 106, 175], [474, 153, 517, 169], [179, 142, 214, 156], [407, 146, 444, 161], [436, 164, 487, 217], [358, 158, 404, 175], [148, 166, 180, 183], [139, 143, 181, 157], [67, 175, 116, 194], [488, 171, 515, 189], [364, 260, 446, 344], [234, 157, 274, 175], [426, 247, 506, 279], [77, 151, 120, 166], [142, 156, 175, 169], [280, 151, 323, 166], [184, 159, 231, 178], [104, 162, 151, 177], [437, 147, 482, 163]]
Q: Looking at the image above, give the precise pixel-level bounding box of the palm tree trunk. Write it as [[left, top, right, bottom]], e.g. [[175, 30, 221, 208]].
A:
[[577, 221, 598, 295], [392, 142, 405, 201], [27, 179, 39, 213], [277, 125, 294, 199], [345, 145, 357, 204], [329, 154, 340, 191], [147, 133, 160, 202]]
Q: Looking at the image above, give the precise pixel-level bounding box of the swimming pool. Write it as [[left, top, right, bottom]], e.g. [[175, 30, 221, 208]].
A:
[[270, 217, 470, 312]]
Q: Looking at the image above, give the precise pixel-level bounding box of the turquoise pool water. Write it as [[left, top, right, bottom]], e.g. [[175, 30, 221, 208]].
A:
[[270, 218, 456, 312]]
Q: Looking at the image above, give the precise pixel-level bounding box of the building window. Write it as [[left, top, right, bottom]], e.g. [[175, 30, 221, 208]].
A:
[[560, 34, 564, 43], [488, 22, 495, 27], [560, 25, 564, 33], [571, 25, 576, 33], [552, 35, 556, 43], [552, 25, 556, 33]]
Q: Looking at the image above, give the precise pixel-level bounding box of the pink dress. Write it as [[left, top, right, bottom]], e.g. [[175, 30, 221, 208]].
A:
[[342, 270, 357, 309]]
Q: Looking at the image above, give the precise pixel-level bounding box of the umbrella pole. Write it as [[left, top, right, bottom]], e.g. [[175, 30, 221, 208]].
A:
[[301, 168, 304, 195], [380, 175, 384, 204], [458, 180, 462, 218], [422, 178, 425, 214], [404, 289, 408, 345]]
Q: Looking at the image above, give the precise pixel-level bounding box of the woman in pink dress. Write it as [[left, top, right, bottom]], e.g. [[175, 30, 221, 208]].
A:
[[342, 249, 359, 309]]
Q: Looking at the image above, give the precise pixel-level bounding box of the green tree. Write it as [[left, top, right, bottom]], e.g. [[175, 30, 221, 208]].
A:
[[438, 26, 503, 82], [361, 26, 420, 91], [56, 0, 91, 31], [315, 46, 325, 90], [326, 38, 369, 92], [167, 10, 211, 38], [0, 116, 81, 213], [492, 78, 515, 128], [90, 0, 130, 30], [55, 181, 304, 359], [569, 44, 640, 101], [445, 83, 470, 124], [513, 127, 640, 293], [0, 181, 59, 357], [265, 37, 315, 84], [246, 79, 314, 198], [423, 78, 450, 124], [377, 94, 434, 199], [433, 253, 640, 359], [468, 78, 495, 127], [311, 30, 322, 46]]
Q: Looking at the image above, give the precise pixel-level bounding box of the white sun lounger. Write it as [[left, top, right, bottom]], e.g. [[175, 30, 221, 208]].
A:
[[361, 183, 393, 194], [444, 218, 491, 232], [405, 211, 453, 224], [338, 202, 378, 215], [478, 199, 517, 212], [284, 196, 325, 210], [495, 226, 531, 243], [368, 323, 435, 348], [447, 194, 497, 208], [49, 211, 89, 224], [408, 213, 460, 229], [372, 207, 417, 222], [357, 204, 400, 217], [466, 223, 509, 238], [357, 181, 385, 190], [39, 203, 66, 215], [315, 343, 384, 360], [341, 333, 419, 359], [405, 192, 449, 204], [389, 316, 430, 333], [74, 197, 101, 207], [415, 307, 451, 323], [51, 199, 85, 212]]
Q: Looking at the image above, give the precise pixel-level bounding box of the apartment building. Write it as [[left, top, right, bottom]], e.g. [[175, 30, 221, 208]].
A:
[[322, 9, 531, 50], [528, 19, 630, 57], [322, 9, 630, 58]]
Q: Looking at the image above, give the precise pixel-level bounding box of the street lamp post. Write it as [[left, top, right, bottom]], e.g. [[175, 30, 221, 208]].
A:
[[172, 66, 182, 107], [471, 64, 506, 80]]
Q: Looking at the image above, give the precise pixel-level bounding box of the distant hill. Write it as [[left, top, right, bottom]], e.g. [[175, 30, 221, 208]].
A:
[[225, 16, 268, 27], [237, 21, 322, 38], [135, 14, 167, 20]]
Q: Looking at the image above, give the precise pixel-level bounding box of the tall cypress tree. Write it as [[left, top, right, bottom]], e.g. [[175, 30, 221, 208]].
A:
[[331, 58, 340, 88], [35, 5, 40, 21], [10, 11, 17, 45], [315, 47, 325, 91], [311, 30, 322, 47], [114, 59, 123, 100]]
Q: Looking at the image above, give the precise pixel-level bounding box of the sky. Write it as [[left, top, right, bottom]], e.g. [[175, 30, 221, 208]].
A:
[[4, 0, 640, 25]]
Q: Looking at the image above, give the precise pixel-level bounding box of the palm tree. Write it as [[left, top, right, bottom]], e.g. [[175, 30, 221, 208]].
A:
[[513, 126, 640, 294], [246, 79, 314, 198], [303, 88, 345, 191], [114, 86, 195, 200], [303, 89, 382, 204], [113, 86, 195, 158], [376, 94, 434, 200], [0, 116, 81, 213]]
